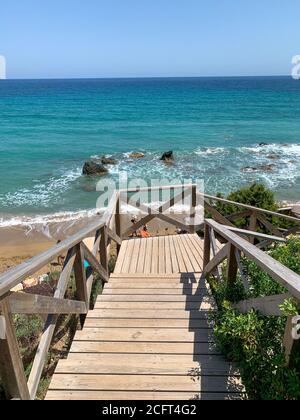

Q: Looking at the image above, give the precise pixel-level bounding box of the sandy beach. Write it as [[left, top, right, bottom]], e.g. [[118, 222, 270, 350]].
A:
[[0, 211, 180, 274]]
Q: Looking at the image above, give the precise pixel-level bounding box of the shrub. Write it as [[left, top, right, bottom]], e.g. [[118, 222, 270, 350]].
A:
[[210, 236, 300, 400], [212, 183, 296, 230]]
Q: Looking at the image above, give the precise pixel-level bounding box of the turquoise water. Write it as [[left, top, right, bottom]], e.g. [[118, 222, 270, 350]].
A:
[[0, 77, 300, 225]]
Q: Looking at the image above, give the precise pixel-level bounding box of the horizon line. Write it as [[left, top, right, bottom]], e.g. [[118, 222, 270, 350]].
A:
[[1, 74, 293, 81]]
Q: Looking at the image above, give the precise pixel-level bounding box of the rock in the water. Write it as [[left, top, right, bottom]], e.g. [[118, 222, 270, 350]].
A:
[[259, 142, 268, 146], [101, 156, 117, 165], [267, 153, 280, 160], [241, 163, 275, 173], [160, 151, 174, 162], [241, 166, 258, 173], [129, 152, 145, 159], [258, 163, 275, 172], [82, 161, 108, 176]]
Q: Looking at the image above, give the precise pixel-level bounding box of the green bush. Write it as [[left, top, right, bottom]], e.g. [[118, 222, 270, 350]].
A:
[[210, 236, 300, 400], [212, 183, 296, 231]]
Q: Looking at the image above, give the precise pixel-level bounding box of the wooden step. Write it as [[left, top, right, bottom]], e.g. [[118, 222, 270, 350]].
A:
[[69, 341, 220, 355], [86, 309, 213, 319], [74, 327, 214, 343], [83, 318, 213, 329], [46, 390, 245, 400], [55, 353, 239, 376], [48, 374, 244, 393]]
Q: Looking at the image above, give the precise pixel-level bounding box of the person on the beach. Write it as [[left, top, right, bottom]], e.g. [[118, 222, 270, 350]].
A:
[[130, 215, 138, 237], [140, 225, 151, 238]]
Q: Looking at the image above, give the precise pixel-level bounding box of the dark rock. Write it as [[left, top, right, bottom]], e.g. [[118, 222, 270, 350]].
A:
[[259, 142, 268, 146], [160, 151, 174, 162], [258, 163, 276, 172], [241, 163, 276, 173], [101, 156, 117, 165], [129, 152, 145, 159], [267, 153, 280, 160], [82, 161, 108, 176], [241, 166, 258, 173]]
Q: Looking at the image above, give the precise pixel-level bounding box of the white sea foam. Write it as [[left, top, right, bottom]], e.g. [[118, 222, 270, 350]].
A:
[[0, 208, 101, 228], [0, 168, 82, 208], [194, 147, 226, 156]]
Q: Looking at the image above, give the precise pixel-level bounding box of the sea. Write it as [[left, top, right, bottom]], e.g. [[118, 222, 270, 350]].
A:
[[0, 76, 300, 231]]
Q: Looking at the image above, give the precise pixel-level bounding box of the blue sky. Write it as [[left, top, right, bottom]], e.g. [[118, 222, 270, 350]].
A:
[[1, 0, 299, 79]]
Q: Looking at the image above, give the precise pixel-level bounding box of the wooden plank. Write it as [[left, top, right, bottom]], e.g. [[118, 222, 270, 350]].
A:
[[0, 298, 30, 400], [86, 309, 212, 319], [158, 236, 166, 274], [225, 224, 285, 243], [69, 340, 220, 355], [98, 292, 211, 302], [55, 353, 238, 376], [136, 237, 146, 273], [172, 235, 187, 272], [74, 327, 214, 343], [8, 293, 87, 315], [102, 286, 207, 295], [151, 237, 159, 274], [48, 373, 243, 393], [83, 318, 212, 329], [169, 235, 179, 273], [204, 201, 235, 227], [129, 238, 141, 274], [226, 210, 252, 221], [283, 316, 296, 365], [203, 244, 229, 276], [121, 239, 135, 273], [203, 224, 211, 270], [248, 212, 257, 244], [186, 235, 204, 266], [226, 244, 237, 284], [233, 293, 291, 316], [105, 281, 201, 289], [235, 249, 249, 291], [164, 236, 173, 273], [143, 237, 153, 274], [99, 226, 108, 274], [94, 301, 214, 310], [82, 242, 108, 283], [27, 248, 76, 400], [206, 219, 300, 301], [256, 213, 284, 238], [113, 239, 128, 273], [46, 390, 244, 400], [73, 243, 88, 314], [106, 226, 122, 245], [177, 235, 194, 272], [181, 235, 201, 272], [200, 192, 300, 224]]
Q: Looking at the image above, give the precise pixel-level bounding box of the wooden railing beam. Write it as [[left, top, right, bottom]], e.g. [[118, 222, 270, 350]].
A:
[[0, 297, 30, 400]]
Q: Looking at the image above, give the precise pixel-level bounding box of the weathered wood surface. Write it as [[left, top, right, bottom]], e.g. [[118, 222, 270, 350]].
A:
[[47, 236, 243, 401], [114, 234, 204, 274]]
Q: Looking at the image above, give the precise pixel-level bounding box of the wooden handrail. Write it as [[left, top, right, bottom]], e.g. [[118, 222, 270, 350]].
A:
[[203, 218, 300, 365], [0, 184, 299, 399], [205, 219, 300, 301], [199, 192, 300, 224]]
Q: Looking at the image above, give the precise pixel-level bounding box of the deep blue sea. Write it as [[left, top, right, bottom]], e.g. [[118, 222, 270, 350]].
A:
[[0, 76, 300, 227]]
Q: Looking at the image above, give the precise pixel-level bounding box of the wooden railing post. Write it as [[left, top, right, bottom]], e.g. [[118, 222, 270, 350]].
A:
[[283, 316, 298, 366], [74, 242, 88, 328], [203, 223, 211, 270], [0, 297, 30, 400], [100, 225, 108, 274], [189, 185, 197, 234], [248, 211, 257, 244], [115, 196, 121, 254], [226, 244, 238, 285]]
